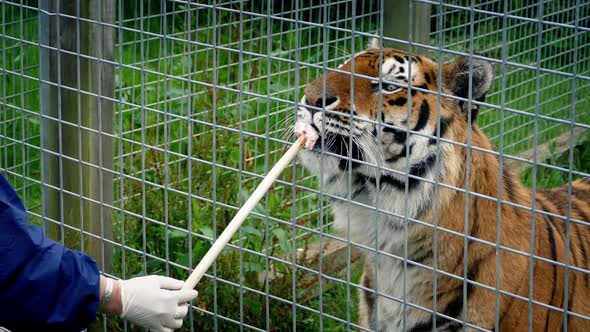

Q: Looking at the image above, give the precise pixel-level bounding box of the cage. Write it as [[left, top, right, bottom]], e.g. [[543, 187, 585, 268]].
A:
[[1, 0, 589, 331]]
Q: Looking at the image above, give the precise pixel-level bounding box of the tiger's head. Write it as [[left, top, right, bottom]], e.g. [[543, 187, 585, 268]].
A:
[[296, 46, 494, 182]]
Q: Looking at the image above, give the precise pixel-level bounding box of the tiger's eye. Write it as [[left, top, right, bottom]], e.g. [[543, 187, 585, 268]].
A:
[[386, 84, 397, 91]]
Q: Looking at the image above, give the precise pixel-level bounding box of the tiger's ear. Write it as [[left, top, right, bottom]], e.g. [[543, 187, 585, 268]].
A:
[[368, 32, 381, 49], [442, 56, 493, 121]]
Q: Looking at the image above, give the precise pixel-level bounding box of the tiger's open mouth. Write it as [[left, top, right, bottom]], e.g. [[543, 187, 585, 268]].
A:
[[322, 133, 365, 170], [296, 98, 365, 170]]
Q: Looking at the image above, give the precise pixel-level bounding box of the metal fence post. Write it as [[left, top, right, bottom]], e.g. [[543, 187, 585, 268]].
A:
[[383, 0, 431, 53], [39, 0, 114, 273]]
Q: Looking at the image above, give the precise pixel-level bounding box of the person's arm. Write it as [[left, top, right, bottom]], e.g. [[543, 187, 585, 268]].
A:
[[0, 173, 198, 332], [0, 173, 101, 332]]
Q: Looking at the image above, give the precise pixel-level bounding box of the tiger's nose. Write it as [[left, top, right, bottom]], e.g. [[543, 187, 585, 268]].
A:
[[305, 95, 338, 109]]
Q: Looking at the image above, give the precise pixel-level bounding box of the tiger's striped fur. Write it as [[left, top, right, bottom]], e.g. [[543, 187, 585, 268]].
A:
[[294, 47, 590, 331]]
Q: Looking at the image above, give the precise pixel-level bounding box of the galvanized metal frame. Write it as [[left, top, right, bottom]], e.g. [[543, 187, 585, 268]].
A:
[[1, 0, 589, 331]]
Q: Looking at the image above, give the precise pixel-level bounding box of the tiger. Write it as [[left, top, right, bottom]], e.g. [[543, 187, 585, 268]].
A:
[[293, 40, 590, 331]]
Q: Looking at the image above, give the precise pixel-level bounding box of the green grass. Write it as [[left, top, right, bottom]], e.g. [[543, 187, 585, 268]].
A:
[[1, 1, 590, 331], [520, 131, 590, 189]]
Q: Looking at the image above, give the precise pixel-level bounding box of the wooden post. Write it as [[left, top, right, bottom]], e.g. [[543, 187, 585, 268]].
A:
[[382, 0, 431, 54], [39, 0, 114, 273]]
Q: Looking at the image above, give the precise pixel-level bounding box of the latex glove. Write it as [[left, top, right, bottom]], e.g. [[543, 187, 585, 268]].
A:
[[120, 275, 199, 332]]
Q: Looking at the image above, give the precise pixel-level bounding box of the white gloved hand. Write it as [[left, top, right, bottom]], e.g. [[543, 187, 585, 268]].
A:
[[119, 275, 198, 332]]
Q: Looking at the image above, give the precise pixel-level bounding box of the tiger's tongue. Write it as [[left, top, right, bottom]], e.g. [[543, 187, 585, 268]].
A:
[[294, 121, 319, 151]]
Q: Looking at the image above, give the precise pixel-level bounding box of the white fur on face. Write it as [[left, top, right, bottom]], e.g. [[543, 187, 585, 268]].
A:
[[381, 57, 419, 86]]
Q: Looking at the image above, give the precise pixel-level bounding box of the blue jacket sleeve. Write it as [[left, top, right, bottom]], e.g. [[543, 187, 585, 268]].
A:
[[0, 173, 100, 332]]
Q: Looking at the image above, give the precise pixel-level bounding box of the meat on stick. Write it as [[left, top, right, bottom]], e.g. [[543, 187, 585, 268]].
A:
[[294, 120, 318, 151]]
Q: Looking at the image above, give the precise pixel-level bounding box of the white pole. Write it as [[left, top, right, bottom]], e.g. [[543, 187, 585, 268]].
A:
[[183, 136, 305, 290]]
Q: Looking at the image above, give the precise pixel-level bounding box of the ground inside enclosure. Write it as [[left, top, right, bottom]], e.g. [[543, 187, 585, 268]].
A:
[[1, 1, 590, 331]]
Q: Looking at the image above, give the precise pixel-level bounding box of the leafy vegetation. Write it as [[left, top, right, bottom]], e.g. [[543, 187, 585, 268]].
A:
[[521, 131, 590, 189]]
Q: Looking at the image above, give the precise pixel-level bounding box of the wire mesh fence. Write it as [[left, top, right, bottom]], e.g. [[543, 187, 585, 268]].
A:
[[1, 0, 589, 331], [434, 0, 590, 161]]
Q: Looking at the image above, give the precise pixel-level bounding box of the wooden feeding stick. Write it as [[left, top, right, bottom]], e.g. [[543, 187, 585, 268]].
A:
[[182, 136, 305, 290]]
